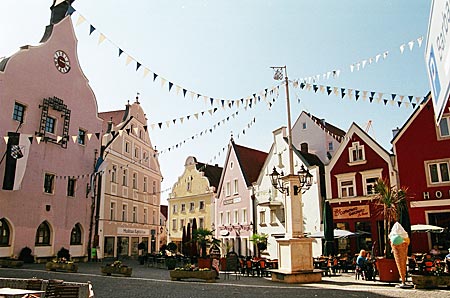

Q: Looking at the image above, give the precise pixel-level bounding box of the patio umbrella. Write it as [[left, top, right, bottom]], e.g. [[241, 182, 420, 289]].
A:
[[323, 200, 335, 256], [308, 229, 356, 239], [191, 218, 198, 257], [411, 224, 444, 233]]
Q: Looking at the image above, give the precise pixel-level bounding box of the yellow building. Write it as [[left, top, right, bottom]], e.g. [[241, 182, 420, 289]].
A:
[[97, 100, 162, 259], [168, 156, 222, 252]]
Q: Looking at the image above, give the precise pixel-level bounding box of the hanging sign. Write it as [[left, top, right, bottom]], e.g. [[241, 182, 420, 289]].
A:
[[425, 0, 450, 124], [332, 205, 370, 220]]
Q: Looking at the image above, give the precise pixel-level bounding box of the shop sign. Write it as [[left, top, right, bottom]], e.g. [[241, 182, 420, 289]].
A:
[[333, 205, 370, 220], [423, 189, 450, 199], [223, 197, 241, 205], [117, 227, 150, 236]]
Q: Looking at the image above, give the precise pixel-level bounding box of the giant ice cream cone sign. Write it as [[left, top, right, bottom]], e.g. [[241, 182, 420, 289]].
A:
[[389, 222, 410, 285]]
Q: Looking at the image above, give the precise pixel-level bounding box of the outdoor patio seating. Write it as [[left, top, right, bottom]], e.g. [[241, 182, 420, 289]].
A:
[[54, 285, 80, 298]]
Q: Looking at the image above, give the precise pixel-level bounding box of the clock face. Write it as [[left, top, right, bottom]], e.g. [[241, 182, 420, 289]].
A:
[[53, 50, 71, 73]]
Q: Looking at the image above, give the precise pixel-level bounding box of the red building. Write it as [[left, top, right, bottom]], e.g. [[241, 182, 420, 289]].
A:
[[392, 95, 450, 254], [325, 123, 397, 256]]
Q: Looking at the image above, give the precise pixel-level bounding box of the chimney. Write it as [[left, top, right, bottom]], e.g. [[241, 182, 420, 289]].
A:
[[300, 142, 308, 153]]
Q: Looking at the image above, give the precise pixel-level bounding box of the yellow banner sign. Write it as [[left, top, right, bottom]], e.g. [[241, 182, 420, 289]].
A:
[[333, 205, 370, 219]]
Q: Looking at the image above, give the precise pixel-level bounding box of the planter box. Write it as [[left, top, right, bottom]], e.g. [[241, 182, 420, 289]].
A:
[[45, 262, 78, 273], [101, 266, 132, 277], [170, 270, 217, 282], [0, 259, 24, 268], [376, 257, 399, 282], [411, 274, 450, 289]]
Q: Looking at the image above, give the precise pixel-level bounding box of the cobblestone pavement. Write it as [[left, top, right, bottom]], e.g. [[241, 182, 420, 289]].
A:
[[1, 262, 449, 298]]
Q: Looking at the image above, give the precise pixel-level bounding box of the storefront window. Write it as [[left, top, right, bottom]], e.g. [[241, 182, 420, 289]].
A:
[[336, 222, 350, 254], [117, 237, 129, 256], [104, 237, 115, 257], [355, 221, 372, 252], [131, 237, 139, 256], [428, 212, 450, 253]]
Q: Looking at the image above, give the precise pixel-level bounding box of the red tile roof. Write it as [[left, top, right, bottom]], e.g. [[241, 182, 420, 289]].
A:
[[233, 142, 268, 187]]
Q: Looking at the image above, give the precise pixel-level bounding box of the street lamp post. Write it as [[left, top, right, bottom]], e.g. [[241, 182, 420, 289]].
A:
[[269, 66, 321, 283]]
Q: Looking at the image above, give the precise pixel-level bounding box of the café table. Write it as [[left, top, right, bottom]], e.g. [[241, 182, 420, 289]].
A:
[[0, 287, 44, 298]]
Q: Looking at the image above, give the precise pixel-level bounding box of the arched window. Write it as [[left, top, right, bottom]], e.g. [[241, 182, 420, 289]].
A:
[[35, 221, 51, 246], [70, 223, 82, 245], [0, 218, 11, 246]]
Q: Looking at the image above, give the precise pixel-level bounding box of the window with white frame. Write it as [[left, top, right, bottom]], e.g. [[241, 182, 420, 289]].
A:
[[234, 210, 239, 224], [199, 217, 204, 229], [132, 172, 138, 189], [360, 169, 383, 196], [189, 202, 195, 212], [172, 204, 177, 214], [180, 219, 185, 230], [122, 204, 128, 221], [439, 116, 450, 137], [181, 203, 186, 212], [427, 160, 450, 184], [348, 141, 365, 163], [110, 202, 116, 220], [328, 142, 333, 151], [134, 146, 140, 159], [122, 169, 128, 186], [125, 141, 130, 153], [233, 179, 238, 194], [260, 210, 266, 225], [270, 209, 277, 224], [242, 209, 247, 223], [226, 211, 231, 225], [132, 206, 137, 223], [302, 122, 307, 129], [143, 176, 147, 192], [111, 165, 117, 183], [336, 173, 357, 198], [199, 201, 205, 210], [226, 181, 231, 196], [219, 212, 224, 225], [172, 219, 177, 231], [143, 208, 148, 224]]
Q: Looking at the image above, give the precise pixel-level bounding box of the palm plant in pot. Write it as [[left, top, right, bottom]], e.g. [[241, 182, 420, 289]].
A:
[[192, 228, 214, 268], [250, 233, 268, 258], [373, 178, 409, 282]]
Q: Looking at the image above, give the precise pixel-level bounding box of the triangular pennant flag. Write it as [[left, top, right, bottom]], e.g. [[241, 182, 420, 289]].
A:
[[370, 91, 375, 98], [57, 136, 63, 143], [313, 85, 318, 92], [118, 130, 123, 136], [151, 124, 156, 130], [3, 136, 8, 144], [383, 51, 389, 59], [362, 90, 368, 100], [333, 87, 339, 96], [400, 44, 406, 54], [183, 89, 187, 98], [172, 119, 176, 125], [397, 101, 402, 107], [95, 132, 100, 139], [408, 95, 413, 102], [412, 103, 416, 109], [126, 128, 130, 134], [375, 54, 381, 63], [350, 64, 355, 72], [383, 99, 388, 105], [28, 136, 33, 144], [194, 113, 199, 120], [119, 48, 124, 57], [143, 67, 150, 78], [391, 94, 396, 100], [72, 135, 77, 143], [67, 5, 76, 15], [326, 86, 332, 95], [143, 125, 147, 132], [355, 90, 360, 101], [369, 97, 374, 103], [153, 73, 158, 81], [158, 123, 162, 129], [408, 40, 414, 51], [36, 136, 41, 144], [111, 131, 117, 137], [341, 88, 346, 98], [89, 25, 96, 35], [168, 82, 173, 92], [76, 15, 85, 26], [98, 33, 106, 45], [136, 62, 142, 71], [417, 36, 423, 47], [165, 121, 170, 128], [126, 55, 133, 66], [179, 118, 184, 124]]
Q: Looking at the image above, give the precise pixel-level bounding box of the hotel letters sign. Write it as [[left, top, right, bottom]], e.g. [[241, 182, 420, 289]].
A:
[[333, 205, 370, 220], [117, 227, 150, 236]]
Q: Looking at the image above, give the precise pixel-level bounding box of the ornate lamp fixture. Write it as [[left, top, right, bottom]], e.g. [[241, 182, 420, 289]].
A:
[[270, 165, 313, 195]]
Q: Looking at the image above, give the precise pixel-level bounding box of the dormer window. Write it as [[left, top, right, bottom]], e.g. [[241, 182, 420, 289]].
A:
[[348, 141, 366, 165], [438, 116, 450, 138]]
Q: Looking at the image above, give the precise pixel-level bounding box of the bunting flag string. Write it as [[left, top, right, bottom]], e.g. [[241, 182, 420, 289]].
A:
[[292, 80, 425, 110], [298, 36, 423, 83], [158, 115, 256, 156], [68, 5, 281, 110]]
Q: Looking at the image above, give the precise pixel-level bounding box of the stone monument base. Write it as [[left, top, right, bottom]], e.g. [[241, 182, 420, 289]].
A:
[[271, 269, 323, 283]]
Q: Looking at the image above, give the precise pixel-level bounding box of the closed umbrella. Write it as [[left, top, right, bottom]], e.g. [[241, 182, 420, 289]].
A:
[[191, 218, 198, 257], [182, 225, 187, 256], [398, 199, 412, 255], [186, 223, 191, 257], [323, 200, 335, 256]]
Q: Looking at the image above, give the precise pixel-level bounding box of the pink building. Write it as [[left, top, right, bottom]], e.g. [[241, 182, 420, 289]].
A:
[[0, 1, 102, 261], [216, 138, 268, 257]]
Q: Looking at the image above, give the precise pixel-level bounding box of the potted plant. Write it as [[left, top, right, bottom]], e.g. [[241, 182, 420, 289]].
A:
[[250, 233, 268, 258], [192, 228, 215, 269], [18, 246, 34, 263], [165, 242, 178, 270], [101, 260, 132, 276], [169, 263, 217, 282], [0, 256, 23, 268], [45, 247, 78, 272], [373, 178, 408, 282]]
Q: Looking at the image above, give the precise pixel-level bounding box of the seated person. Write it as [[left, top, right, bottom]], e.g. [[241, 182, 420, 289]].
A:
[[356, 249, 368, 279]]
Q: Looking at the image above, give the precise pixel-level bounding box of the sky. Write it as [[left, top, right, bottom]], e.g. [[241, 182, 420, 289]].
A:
[[1, 0, 432, 204]]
